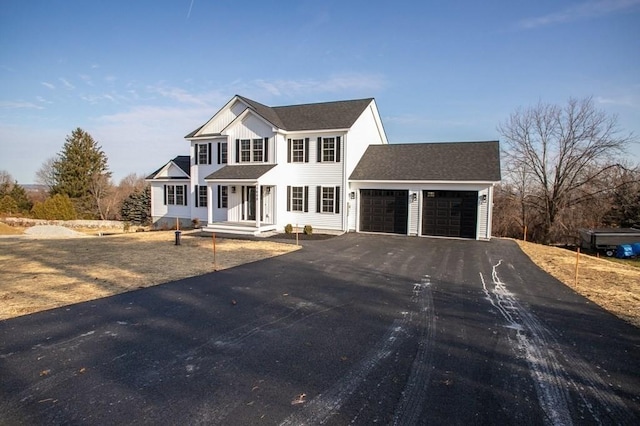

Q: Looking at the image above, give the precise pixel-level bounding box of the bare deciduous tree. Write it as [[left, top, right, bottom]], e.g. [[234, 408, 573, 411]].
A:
[[498, 97, 636, 244], [35, 157, 57, 191]]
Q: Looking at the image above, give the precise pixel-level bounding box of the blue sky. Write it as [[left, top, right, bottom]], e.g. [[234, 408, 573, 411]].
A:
[[1, 0, 639, 184]]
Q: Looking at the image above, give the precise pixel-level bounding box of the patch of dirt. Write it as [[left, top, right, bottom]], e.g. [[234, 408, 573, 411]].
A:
[[516, 240, 640, 328], [0, 231, 298, 320]]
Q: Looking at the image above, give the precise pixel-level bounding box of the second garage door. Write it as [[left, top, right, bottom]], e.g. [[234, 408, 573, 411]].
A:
[[360, 189, 408, 234], [422, 190, 478, 238]]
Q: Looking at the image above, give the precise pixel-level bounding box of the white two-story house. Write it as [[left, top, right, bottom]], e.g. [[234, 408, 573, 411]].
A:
[[147, 95, 501, 239]]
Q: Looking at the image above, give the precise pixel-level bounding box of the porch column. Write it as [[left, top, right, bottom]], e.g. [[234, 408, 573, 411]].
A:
[[207, 184, 213, 225], [255, 183, 261, 228]]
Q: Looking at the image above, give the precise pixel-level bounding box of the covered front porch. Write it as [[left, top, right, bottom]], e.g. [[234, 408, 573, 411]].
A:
[[203, 165, 278, 236]]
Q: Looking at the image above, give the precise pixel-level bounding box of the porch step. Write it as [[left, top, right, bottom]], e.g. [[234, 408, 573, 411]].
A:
[[201, 222, 277, 236]]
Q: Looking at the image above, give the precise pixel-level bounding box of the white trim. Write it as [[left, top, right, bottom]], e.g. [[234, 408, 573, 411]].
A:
[[349, 179, 500, 185], [220, 108, 276, 134]]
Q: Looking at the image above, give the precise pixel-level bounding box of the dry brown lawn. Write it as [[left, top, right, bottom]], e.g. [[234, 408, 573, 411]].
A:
[[0, 228, 298, 320], [1, 222, 638, 328], [516, 240, 640, 327]]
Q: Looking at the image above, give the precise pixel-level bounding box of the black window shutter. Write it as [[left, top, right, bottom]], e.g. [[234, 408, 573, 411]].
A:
[[195, 185, 199, 207], [336, 137, 341, 162], [184, 185, 188, 206], [317, 137, 322, 162], [304, 186, 309, 212], [208, 143, 212, 164], [286, 186, 291, 211], [264, 137, 269, 162], [217, 185, 221, 208], [194, 145, 199, 165], [287, 139, 291, 163], [316, 186, 321, 213], [335, 186, 340, 214], [163, 185, 167, 205], [217, 143, 221, 164], [235, 139, 240, 163], [305, 138, 310, 163]]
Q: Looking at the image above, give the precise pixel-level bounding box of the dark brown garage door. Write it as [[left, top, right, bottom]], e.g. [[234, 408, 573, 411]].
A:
[[360, 189, 408, 234], [422, 190, 477, 238]]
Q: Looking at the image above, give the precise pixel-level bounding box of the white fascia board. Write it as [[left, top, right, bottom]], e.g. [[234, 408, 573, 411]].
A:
[[349, 180, 499, 185], [148, 161, 190, 180], [149, 177, 190, 182], [368, 99, 389, 145], [220, 108, 277, 134], [187, 135, 225, 141], [187, 95, 244, 139], [278, 128, 350, 136], [203, 178, 259, 184]]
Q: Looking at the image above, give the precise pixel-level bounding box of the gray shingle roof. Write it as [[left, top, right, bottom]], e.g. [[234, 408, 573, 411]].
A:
[[245, 96, 374, 131], [146, 155, 190, 179], [187, 95, 374, 137], [349, 141, 501, 182], [205, 164, 276, 180]]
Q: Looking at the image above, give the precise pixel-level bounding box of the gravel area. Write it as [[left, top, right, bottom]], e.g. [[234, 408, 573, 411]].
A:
[[23, 225, 87, 238]]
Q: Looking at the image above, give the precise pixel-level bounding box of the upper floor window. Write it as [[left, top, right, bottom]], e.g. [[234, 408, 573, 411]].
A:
[[218, 142, 227, 164], [195, 143, 211, 165], [252, 138, 263, 162], [240, 139, 251, 162], [288, 138, 309, 163], [317, 136, 341, 163], [236, 138, 268, 163]]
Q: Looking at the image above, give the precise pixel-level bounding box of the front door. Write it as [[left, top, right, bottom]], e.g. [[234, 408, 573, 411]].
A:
[[247, 186, 256, 221]]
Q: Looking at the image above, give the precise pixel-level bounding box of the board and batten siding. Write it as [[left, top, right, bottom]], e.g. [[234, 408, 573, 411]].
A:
[[197, 99, 247, 135]]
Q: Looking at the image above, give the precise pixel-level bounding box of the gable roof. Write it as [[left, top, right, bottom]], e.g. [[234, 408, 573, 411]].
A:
[[187, 95, 374, 137], [146, 155, 190, 180], [349, 141, 501, 182]]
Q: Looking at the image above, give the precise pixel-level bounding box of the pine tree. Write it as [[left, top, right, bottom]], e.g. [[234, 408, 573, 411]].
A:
[[120, 186, 151, 225], [52, 128, 111, 219]]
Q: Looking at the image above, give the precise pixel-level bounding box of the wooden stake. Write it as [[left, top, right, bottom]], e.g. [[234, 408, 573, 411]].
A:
[[523, 225, 527, 242], [295, 224, 299, 246], [212, 233, 217, 270], [574, 246, 580, 287]]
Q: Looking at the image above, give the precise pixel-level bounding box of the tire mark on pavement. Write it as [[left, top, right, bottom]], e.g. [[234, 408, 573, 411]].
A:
[[481, 260, 637, 425], [392, 274, 436, 425], [482, 260, 573, 425]]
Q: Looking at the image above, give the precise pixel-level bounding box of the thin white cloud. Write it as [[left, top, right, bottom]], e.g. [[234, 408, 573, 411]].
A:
[[147, 85, 211, 106], [0, 101, 44, 109], [59, 78, 75, 90], [41, 82, 56, 90], [517, 0, 640, 29], [79, 74, 94, 86], [252, 73, 386, 97], [36, 96, 52, 104]]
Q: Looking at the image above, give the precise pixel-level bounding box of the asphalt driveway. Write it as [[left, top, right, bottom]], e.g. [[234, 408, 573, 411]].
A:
[[1, 234, 638, 425]]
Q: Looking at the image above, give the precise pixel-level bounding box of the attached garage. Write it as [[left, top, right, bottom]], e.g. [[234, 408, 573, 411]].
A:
[[422, 190, 478, 238], [348, 141, 501, 240], [359, 189, 408, 234]]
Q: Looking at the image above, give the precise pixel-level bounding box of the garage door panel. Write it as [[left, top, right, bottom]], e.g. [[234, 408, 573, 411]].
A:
[[422, 190, 477, 238], [360, 190, 408, 234]]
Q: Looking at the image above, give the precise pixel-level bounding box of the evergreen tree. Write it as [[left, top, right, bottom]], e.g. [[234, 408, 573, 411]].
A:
[[31, 194, 78, 220], [0, 171, 33, 214], [52, 128, 111, 218], [120, 186, 151, 225]]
